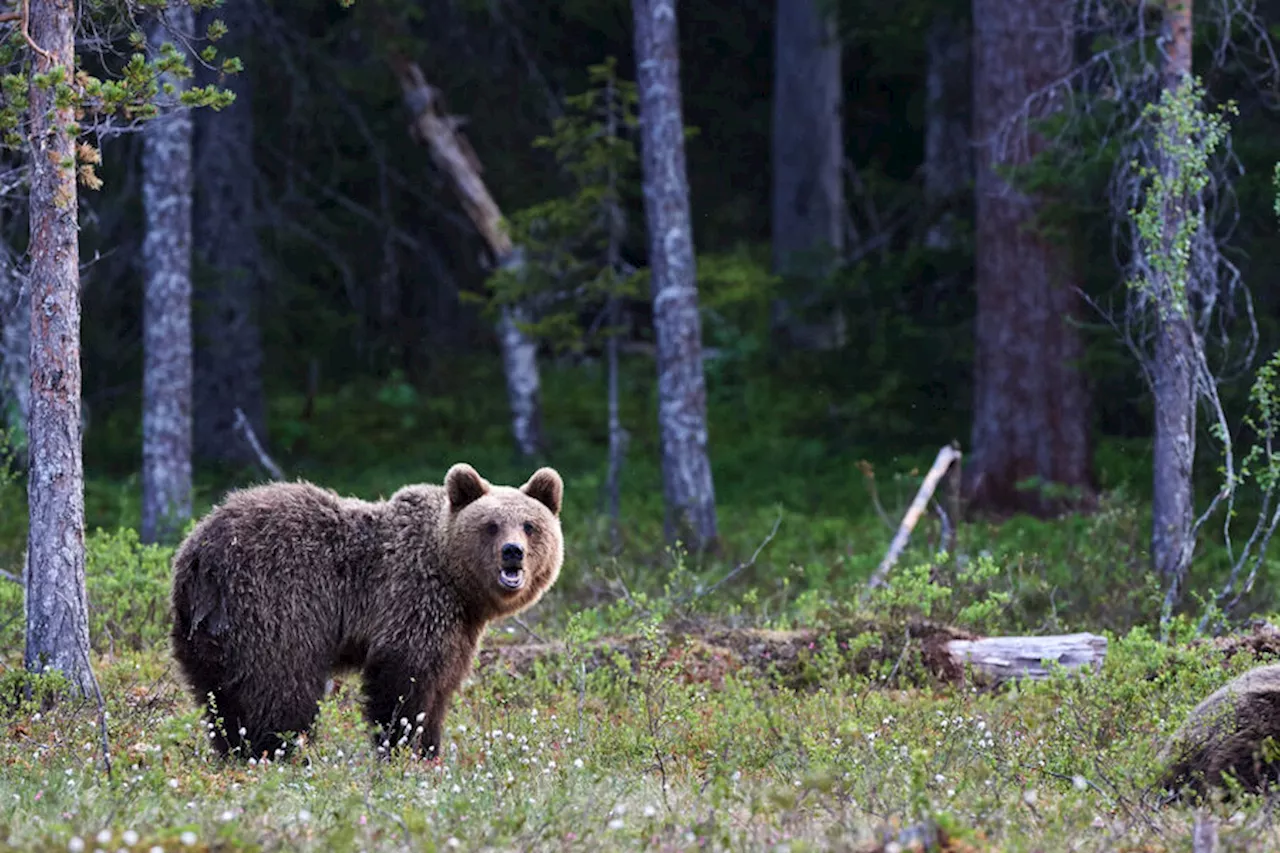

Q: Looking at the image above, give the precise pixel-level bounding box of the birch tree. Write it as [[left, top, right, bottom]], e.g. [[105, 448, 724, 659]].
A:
[[1055, 0, 1276, 620], [631, 0, 718, 549], [141, 6, 195, 544]]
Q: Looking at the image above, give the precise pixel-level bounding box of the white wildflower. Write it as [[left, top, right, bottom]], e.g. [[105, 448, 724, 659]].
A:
[[179, 831, 197, 847], [96, 830, 112, 845], [67, 838, 85, 853], [122, 830, 139, 845]]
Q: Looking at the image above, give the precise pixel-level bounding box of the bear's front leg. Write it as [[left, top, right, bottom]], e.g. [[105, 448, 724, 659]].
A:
[[362, 651, 449, 759]]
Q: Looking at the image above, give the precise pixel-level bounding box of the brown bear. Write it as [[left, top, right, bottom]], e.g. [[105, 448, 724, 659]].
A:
[[169, 462, 564, 761], [1159, 664, 1280, 799]]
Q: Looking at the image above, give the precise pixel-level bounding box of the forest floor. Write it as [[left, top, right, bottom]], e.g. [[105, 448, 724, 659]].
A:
[[4, 361, 1280, 850]]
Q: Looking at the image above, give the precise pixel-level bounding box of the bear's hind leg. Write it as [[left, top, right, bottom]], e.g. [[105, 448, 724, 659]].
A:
[[198, 674, 328, 762], [362, 654, 445, 759]]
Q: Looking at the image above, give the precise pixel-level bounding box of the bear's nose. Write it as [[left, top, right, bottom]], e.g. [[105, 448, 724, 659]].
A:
[[501, 543, 524, 564]]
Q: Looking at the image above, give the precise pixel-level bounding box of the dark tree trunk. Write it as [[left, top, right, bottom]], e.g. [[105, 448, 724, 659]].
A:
[[0, 263, 28, 462], [632, 0, 719, 550], [770, 0, 846, 350], [923, 8, 971, 251], [605, 296, 624, 550], [193, 0, 267, 467], [966, 0, 1096, 516], [1151, 0, 1196, 592], [24, 0, 94, 697], [141, 10, 194, 544]]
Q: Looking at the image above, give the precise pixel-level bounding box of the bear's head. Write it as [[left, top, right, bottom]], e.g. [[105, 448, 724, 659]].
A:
[[444, 462, 564, 618]]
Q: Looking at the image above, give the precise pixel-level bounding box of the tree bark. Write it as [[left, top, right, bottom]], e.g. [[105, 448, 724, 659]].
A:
[[392, 58, 543, 457], [192, 0, 267, 467], [944, 633, 1107, 684], [632, 0, 719, 550], [0, 262, 28, 463], [770, 0, 846, 351], [140, 9, 194, 544], [24, 0, 95, 698], [1151, 0, 1196, 592], [965, 0, 1096, 517], [923, 9, 971, 251]]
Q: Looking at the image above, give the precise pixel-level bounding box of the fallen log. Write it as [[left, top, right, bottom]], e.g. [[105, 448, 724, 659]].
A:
[[944, 632, 1108, 683], [473, 622, 1108, 689]]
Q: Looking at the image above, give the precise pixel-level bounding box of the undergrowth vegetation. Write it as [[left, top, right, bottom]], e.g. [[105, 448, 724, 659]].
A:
[[3, 357, 1280, 850]]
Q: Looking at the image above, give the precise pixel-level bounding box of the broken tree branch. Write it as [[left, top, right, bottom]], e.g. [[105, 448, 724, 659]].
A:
[[393, 57, 513, 260], [864, 442, 963, 593], [233, 407, 285, 482]]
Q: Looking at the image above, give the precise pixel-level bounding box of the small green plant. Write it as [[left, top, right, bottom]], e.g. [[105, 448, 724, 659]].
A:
[[483, 57, 646, 355]]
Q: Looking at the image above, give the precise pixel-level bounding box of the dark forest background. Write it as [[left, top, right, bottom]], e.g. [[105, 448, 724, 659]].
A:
[[6, 0, 1280, 629]]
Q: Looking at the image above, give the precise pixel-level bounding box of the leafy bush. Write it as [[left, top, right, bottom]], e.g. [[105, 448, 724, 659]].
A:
[[0, 527, 175, 655]]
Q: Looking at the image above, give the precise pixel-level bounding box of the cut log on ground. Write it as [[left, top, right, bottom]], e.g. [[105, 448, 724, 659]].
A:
[[945, 632, 1107, 683], [472, 621, 1107, 689]]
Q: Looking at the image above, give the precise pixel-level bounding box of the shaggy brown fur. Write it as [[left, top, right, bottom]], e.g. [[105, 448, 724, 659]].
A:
[[169, 463, 564, 761], [1159, 664, 1280, 798]]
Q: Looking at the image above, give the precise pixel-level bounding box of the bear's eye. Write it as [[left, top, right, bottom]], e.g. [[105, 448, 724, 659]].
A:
[[523, 521, 536, 536], [486, 522, 499, 536]]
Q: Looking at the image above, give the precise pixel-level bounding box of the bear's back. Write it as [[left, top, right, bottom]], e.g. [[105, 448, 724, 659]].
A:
[[177, 480, 387, 591]]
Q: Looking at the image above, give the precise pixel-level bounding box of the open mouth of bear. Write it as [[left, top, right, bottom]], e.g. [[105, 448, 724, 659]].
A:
[[498, 565, 525, 591]]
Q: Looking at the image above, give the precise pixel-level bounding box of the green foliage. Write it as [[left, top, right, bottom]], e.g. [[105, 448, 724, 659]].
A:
[[484, 58, 645, 354], [1125, 77, 1236, 319], [0, 1, 237, 189], [0, 527, 176, 654]]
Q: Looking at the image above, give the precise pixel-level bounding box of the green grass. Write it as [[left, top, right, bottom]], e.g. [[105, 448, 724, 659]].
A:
[[4, 355, 1280, 850]]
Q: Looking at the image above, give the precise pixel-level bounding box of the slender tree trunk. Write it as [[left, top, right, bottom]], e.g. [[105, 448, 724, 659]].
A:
[[193, 0, 267, 467], [632, 0, 719, 550], [605, 297, 624, 549], [604, 77, 626, 551], [495, 291, 541, 457], [141, 9, 194, 544], [1151, 0, 1196, 592], [923, 9, 971, 251], [770, 0, 846, 350], [965, 0, 1096, 517], [24, 0, 94, 698], [0, 263, 28, 463]]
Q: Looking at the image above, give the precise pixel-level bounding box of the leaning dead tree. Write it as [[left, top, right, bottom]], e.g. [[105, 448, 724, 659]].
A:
[[392, 57, 544, 458]]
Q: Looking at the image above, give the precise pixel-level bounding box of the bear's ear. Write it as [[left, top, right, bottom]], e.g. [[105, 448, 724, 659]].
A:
[[446, 463, 490, 511], [521, 467, 563, 517]]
